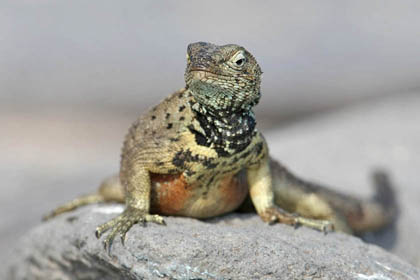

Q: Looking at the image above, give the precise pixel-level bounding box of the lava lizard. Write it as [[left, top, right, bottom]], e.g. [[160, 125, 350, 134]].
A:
[[44, 42, 397, 252]]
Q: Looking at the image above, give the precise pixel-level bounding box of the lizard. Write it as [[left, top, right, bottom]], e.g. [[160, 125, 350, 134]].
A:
[[44, 42, 397, 253]]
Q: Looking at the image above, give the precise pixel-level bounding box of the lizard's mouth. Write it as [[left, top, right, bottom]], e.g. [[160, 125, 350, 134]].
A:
[[187, 69, 237, 81], [188, 69, 255, 81], [185, 69, 220, 85], [188, 69, 218, 76]]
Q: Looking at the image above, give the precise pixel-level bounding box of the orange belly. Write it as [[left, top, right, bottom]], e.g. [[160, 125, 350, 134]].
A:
[[150, 172, 249, 218]]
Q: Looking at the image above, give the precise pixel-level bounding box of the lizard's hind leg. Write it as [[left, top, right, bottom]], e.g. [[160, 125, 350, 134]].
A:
[[269, 159, 353, 233], [270, 158, 397, 234], [43, 175, 125, 220]]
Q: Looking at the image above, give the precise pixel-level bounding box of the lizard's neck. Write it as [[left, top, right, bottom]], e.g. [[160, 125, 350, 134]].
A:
[[187, 90, 257, 157]]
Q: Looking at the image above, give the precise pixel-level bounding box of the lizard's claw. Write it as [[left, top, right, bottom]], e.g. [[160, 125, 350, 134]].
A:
[[95, 207, 165, 255]]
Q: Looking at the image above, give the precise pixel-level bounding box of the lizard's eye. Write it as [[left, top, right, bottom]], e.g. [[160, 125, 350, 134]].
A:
[[235, 58, 245, 66], [230, 51, 247, 69]]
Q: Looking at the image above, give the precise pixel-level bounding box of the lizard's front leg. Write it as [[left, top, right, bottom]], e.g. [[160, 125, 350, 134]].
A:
[[95, 165, 165, 253], [247, 149, 333, 233]]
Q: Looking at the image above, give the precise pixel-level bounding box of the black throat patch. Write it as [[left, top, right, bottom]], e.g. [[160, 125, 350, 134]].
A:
[[188, 100, 257, 157]]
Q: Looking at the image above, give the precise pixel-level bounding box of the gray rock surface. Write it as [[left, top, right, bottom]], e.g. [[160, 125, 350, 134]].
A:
[[6, 205, 420, 280]]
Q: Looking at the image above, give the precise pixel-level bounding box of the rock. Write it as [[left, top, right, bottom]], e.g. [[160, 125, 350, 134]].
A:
[[5, 205, 419, 280], [266, 92, 420, 267]]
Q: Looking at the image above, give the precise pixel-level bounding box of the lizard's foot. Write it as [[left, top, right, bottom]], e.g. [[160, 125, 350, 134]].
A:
[[260, 206, 334, 233], [95, 206, 165, 254]]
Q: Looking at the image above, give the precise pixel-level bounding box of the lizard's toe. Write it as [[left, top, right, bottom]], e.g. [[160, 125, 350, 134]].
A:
[[95, 215, 121, 239], [295, 216, 335, 233], [103, 223, 126, 255], [95, 207, 165, 254], [145, 214, 166, 225], [102, 217, 138, 254]]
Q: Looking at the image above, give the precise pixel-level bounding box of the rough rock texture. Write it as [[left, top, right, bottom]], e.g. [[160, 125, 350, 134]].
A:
[[266, 92, 420, 267], [5, 205, 420, 280]]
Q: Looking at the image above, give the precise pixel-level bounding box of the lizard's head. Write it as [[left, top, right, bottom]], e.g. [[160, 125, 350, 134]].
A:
[[185, 42, 262, 113]]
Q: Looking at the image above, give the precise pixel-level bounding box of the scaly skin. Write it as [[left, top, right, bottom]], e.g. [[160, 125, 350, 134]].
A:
[[45, 42, 397, 253]]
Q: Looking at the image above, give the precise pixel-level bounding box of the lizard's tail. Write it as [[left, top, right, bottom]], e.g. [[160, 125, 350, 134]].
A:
[[343, 170, 398, 234]]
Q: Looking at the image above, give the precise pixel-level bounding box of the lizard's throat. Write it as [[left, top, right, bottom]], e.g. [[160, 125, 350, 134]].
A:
[[188, 93, 257, 157]]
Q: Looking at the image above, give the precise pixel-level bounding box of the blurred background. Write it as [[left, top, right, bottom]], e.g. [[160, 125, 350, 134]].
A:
[[1, 0, 420, 268]]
